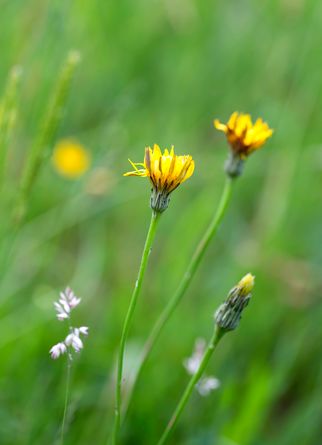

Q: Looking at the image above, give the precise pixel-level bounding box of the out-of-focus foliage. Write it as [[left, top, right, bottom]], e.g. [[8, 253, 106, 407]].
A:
[[0, 0, 322, 444]]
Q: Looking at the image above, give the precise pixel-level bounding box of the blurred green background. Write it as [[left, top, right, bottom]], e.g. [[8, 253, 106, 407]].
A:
[[0, 0, 322, 444]]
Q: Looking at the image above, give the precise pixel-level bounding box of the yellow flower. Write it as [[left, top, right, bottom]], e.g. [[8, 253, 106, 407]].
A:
[[237, 273, 255, 297], [52, 139, 90, 179], [124, 144, 195, 212], [214, 112, 273, 178], [214, 112, 273, 159]]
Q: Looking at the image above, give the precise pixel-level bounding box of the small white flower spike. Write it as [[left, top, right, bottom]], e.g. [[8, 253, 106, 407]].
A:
[[50, 342, 67, 359], [60, 287, 81, 309], [54, 287, 81, 321], [54, 302, 69, 321], [184, 338, 220, 397], [197, 377, 221, 397], [50, 287, 88, 360], [183, 338, 206, 375]]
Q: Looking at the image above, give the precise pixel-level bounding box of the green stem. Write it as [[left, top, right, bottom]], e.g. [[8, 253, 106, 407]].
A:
[[112, 211, 161, 444], [123, 176, 233, 415], [157, 326, 224, 445], [61, 352, 72, 445]]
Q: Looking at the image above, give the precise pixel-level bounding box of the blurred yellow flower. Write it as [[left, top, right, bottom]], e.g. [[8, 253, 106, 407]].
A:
[[124, 144, 194, 212], [52, 139, 90, 179], [214, 112, 273, 159]]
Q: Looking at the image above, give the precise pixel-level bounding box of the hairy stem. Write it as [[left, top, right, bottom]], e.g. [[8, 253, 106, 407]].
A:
[[123, 176, 233, 415], [112, 211, 161, 444], [157, 326, 224, 445]]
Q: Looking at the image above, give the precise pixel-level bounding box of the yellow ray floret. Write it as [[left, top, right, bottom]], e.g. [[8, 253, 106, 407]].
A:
[[214, 112, 273, 158], [53, 139, 90, 179], [124, 144, 195, 194]]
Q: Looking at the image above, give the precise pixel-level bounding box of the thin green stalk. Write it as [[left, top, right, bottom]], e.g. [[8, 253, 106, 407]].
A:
[[14, 50, 80, 225], [112, 211, 161, 444], [123, 176, 233, 415], [61, 352, 72, 445], [157, 326, 224, 445], [0, 65, 22, 190]]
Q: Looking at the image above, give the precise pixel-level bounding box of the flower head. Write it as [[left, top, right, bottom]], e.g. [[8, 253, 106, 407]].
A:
[[52, 139, 90, 179], [124, 144, 195, 212], [214, 112, 273, 177], [214, 273, 255, 332]]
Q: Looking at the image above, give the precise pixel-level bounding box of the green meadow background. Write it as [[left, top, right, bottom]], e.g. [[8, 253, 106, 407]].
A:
[[1, 0, 322, 444]]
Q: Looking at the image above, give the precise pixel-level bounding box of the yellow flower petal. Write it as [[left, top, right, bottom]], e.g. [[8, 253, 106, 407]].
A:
[[214, 111, 273, 158], [214, 119, 227, 133], [227, 111, 239, 130]]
